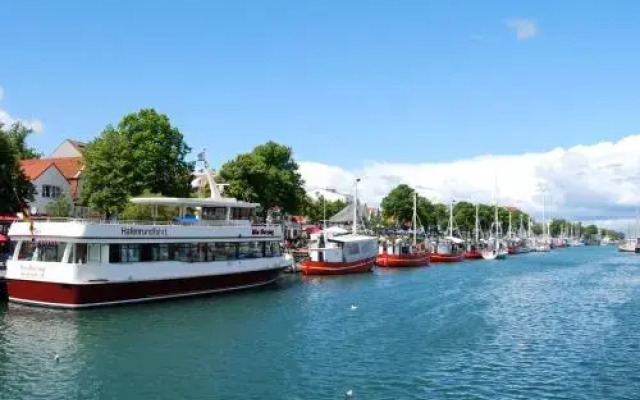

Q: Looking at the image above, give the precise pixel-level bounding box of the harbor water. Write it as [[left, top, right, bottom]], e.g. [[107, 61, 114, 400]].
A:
[[1, 246, 639, 399]]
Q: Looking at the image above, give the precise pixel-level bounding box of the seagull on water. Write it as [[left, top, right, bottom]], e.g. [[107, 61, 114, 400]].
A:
[[350, 305, 358, 310]]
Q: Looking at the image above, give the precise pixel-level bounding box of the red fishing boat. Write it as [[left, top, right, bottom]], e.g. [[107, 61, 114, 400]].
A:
[[463, 249, 483, 259], [377, 241, 430, 267], [376, 193, 430, 268], [300, 179, 378, 275]]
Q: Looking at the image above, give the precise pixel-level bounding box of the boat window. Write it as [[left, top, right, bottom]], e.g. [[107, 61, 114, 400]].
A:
[[201, 207, 227, 221], [238, 242, 251, 259], [152, 244, 170, 261], [211, 242, 236, 260], [175, 244, 195, 262], [270, 241, 281, 256], [73, 243, 88, 264], [195, 243, 208, 262], [231, 207, 252, 220], [32, 241, 66, 262], [110, 244, 122, 263], [121, 244, 141, 263], [87, 243, 102, 263], [140, 244, 153, 262]]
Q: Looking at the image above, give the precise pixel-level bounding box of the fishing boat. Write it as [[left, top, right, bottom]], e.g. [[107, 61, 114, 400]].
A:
[[464, 204, 484, 260], [618, 238, 640, 253], [618, 211, 639, 253], [377, 192, 430, 267], [430, 200, 465, 263], [4, 153, 290, 308], [301, 179, 378, 275], [482, 191, 508, 260]]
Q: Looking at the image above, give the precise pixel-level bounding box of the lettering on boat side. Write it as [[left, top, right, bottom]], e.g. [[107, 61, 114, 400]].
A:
[[20, 264, 46, 279], [121, 227, 169, 236], [252, 228, 275, 235]]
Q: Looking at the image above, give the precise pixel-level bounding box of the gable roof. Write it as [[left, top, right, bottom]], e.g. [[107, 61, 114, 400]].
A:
[[21, 157, 83, 181], [67, 139, 87, 152]]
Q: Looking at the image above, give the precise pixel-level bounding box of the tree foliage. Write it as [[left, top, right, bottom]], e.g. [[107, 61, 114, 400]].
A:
[[1, 122, 40, 160], [219, 141, 306, 217], [81, 109, 192, 216], [46, 194, 73, 218], [0, 124, 35, 213], [300, 196, 346, 224], [380, 184, 416, 226], [119, 191, 179, 221]]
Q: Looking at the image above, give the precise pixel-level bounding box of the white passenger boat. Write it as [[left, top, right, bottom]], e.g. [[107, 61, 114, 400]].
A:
[[5, 155, 289, 308]]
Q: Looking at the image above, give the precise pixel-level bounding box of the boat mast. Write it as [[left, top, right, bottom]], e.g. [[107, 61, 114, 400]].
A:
[[352, 178, 360, 235], [449, 199, 454, 237], [508, 211, 512, 239], [413, 191, 417, 246], [475, 203, 479, 243]]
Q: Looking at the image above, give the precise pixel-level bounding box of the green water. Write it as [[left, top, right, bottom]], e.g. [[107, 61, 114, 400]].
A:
[[1, 247, 639, 399]]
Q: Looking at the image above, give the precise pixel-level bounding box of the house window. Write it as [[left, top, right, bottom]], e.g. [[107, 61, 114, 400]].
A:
[[41, 185, 62, 199]]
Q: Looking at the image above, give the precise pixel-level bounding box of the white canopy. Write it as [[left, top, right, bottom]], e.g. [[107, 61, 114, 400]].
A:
[[130, 197, 259, 208], [445, 236, 465, 244]]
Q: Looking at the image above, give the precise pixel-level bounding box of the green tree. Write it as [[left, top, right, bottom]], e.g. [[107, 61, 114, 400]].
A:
[[1, 122, 40, 159], [300, 196, 346, 224], [219, 141, 306, 218], [46, 194, 73, 217], [82, 109, 192, 216], [119, 191, 179, 221], [0, 125, 35, 213], [380, 184, 416, 227]]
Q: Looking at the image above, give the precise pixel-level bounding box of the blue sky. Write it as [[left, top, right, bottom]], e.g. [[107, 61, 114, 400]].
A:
[[2, 0, 640, 168], [2, 1, 640, 224]]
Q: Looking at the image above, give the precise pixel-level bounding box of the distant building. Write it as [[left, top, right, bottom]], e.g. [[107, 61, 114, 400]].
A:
[[19, 139, 85, 215], [49, 139, 86, 158]]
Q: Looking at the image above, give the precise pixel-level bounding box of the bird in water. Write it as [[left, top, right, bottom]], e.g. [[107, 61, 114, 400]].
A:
[[350, 305, 358, 310], [345, 389, 353, 398], [54, 354, 60, 363]]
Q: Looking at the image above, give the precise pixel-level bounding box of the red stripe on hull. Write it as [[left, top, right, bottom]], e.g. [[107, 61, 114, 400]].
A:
[[463, 251, 483, 260], [507, 247, 517, 255], [429, 253, 464, 263], [376, 252, 429, 267], [7, 268, 283, 308], [301, 258, 375, 275]]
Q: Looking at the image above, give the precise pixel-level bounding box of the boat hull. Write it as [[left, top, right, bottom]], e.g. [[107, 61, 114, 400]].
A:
[[482, 251, 508, 260], [463, 251, 483, 260], [301, 257, 375, 275], [6, 268, 284, 308], [376, 252, 429, 267], [429, 253, 464, 263]]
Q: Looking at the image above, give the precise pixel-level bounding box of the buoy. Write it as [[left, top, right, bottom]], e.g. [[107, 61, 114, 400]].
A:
[[54, 354, 60, 363], [350, 305, 358, 310], [345, 389, 353, 398]]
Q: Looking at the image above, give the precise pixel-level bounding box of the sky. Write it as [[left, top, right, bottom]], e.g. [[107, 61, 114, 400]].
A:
[[2, 1, 640, 229]]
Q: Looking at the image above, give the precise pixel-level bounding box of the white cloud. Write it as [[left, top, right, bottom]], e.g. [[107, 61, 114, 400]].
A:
[[0, 87, 44, 133], [300, 135, 640, 224], [505, 19, 538, 41]]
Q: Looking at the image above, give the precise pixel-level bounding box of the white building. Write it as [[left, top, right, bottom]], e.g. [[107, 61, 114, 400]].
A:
[[20, 139, 85, 215]]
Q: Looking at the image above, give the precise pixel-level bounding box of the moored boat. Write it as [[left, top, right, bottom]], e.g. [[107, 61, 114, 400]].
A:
[[618, 238, 640, 253], [430, 200, 465, 263], [5, 153, 290, 308], [464, 204, 484, 260], [377, 192, 429, 268], [301, 179, 378, 275], [481, 188, 508, 260]]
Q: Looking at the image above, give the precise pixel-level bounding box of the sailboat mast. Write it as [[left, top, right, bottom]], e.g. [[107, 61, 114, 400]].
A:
[[413, 191, 417, 246], [449, 199, 454, 237], [352, 179, 360, 235], [475, 203, 479, 243]]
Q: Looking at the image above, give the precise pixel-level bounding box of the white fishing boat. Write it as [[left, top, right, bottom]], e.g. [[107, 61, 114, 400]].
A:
[[482, 190, 508, 261], [5, 152, 290, 308]]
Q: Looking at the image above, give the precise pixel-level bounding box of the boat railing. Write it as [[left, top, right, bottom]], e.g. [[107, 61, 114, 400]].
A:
[[20, 217, 281, 229]]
